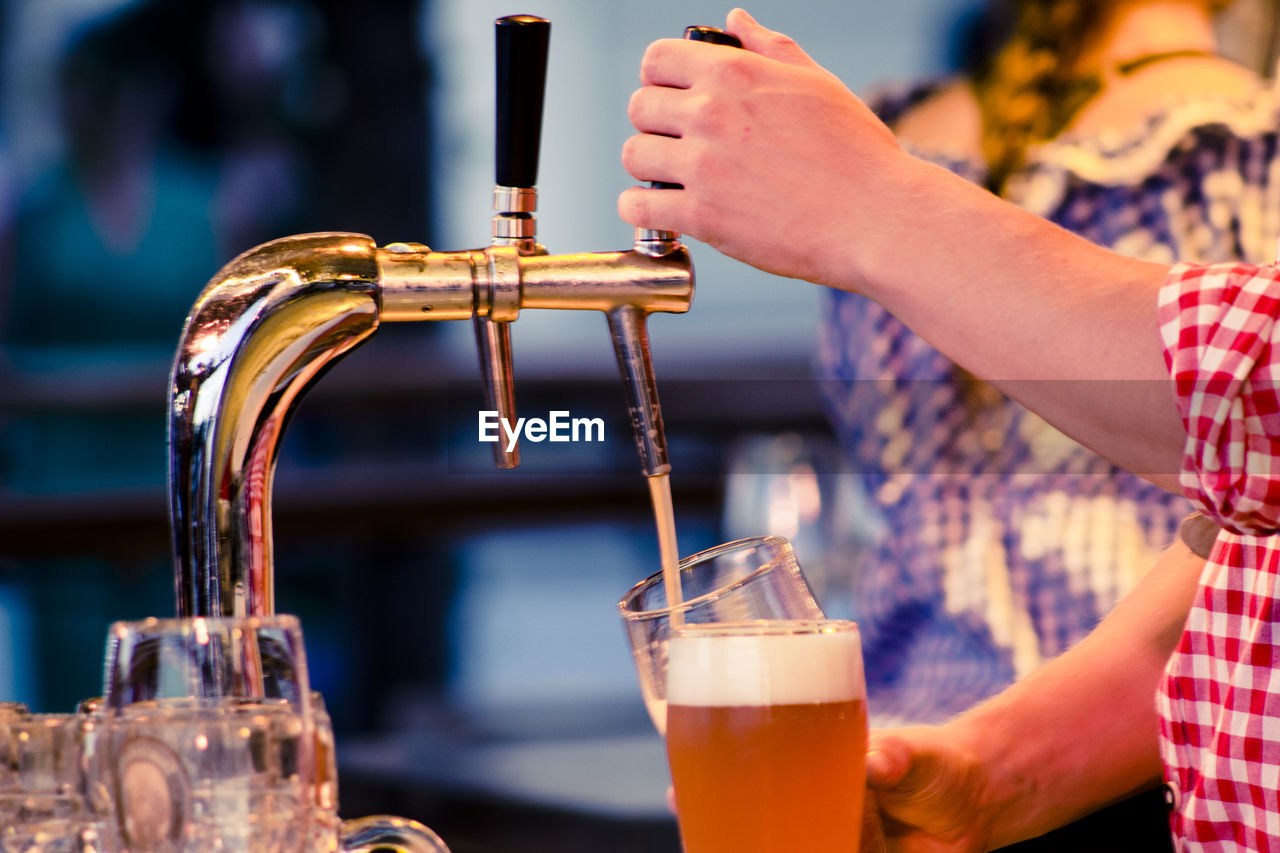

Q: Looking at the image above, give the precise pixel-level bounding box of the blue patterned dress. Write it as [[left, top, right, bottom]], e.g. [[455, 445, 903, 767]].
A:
[[817, 78, 1280, 725]]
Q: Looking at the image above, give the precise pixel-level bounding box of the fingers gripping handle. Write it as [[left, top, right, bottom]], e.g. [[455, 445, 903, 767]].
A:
[[639, 27, 743, 246], [648, 27, 742, 193]]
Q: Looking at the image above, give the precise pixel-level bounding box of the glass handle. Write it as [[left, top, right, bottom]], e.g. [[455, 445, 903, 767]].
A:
[[341, 815, 452, 853]]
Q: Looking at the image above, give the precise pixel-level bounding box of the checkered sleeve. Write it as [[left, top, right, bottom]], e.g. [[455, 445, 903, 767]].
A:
[[1157, 262, 1280, 535]]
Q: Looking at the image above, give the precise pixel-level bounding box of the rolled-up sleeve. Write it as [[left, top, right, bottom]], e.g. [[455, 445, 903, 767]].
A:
[[1158, 261, 1280, 534]]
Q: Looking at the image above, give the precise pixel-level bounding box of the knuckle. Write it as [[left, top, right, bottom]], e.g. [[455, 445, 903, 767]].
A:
[[617, 187, 640, 224], [687, 94, 734, 139], [619, 134, 641, 172], [707, 52, 753, 89], [686, 91, 711, 127], [638, 48, 657, 84], [627, 88, 645, 124], [686, 143, 723, 188], [682, 196, 713, 243], [638, 41, 672, 84], [765, 32, 799, 54], [685, 143, 710, 180]]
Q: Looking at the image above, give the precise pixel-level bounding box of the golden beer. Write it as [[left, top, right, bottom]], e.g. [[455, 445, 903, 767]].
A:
[[665, 622, 866, 853]]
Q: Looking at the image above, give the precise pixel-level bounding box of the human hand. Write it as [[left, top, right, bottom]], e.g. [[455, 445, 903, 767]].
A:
[[618, 8, 902, 290], [861, 727, 996, 853]]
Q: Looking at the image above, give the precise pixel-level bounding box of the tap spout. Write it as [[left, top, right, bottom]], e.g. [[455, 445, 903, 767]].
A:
[[521, 247, 693, 477], [169, 232, 381, 618], [607, 305, 669, 477]]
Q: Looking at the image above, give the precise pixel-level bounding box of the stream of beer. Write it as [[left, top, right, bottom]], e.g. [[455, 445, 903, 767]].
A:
[[648, 472, 683, 628]]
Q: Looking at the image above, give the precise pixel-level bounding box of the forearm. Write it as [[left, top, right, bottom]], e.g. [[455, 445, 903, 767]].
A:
[[849, 155, 1184, 490], [621, 10, 1188, 489], [949, 539, 1202, 846]]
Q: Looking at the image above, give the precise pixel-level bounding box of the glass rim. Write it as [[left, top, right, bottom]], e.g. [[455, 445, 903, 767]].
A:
[[0, 712, 95, 728], [670, 618, 858, 639], [617, 535, 795, 622], [103, 613, 311, 714], [107, 612, 303, 638]]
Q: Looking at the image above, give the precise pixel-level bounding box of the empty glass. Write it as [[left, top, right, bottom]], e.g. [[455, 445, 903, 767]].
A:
[[617, 535, 825, 734], [101, 614, 448, 853], [0, 703, 114, 853]]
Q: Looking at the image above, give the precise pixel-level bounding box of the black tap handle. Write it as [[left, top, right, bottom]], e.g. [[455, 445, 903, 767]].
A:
[[649, 27, 742, 191], [495, 15, 551, 188], [683, 25, 742, 47]]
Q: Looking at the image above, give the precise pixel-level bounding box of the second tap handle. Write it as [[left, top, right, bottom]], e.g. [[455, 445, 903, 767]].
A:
[[495, 15, 551, 188], [683, 25, 742, 47]]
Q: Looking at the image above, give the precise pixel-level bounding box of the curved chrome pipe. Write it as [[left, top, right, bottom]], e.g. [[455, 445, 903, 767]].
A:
[[169, 233, 381, 617], [169, 232, 693, 619]]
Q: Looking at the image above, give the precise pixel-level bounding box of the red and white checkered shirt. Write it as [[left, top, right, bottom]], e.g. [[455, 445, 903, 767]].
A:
[[1157, 261, 1280, 850]]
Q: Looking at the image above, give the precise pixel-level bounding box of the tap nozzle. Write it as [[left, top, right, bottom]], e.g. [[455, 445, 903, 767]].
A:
[[474, 242, 521, 469], [608, 305, 670, 477]]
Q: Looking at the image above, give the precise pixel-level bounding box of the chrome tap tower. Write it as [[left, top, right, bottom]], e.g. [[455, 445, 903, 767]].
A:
[[168, 15, 694, 617]]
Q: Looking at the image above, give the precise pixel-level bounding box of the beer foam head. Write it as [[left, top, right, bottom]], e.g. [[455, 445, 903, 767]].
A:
[[667, 621, 864, 707]]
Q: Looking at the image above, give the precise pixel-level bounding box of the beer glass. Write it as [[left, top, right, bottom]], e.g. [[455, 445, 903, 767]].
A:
[[617, 535, 825, 734], [665, 620, 866, 853], [0, 703, 114, 853], [101, 614, 449, 853]]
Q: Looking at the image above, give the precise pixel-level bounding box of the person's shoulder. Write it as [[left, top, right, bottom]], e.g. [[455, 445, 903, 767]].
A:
[[1067, 56, 1262, 138], [887, 78, 983, 163], [1125, 54, 1260, 95]]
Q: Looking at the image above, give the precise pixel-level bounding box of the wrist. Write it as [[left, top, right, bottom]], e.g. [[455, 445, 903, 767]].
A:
[[947, 706, 1041, 848], [834, 153, 982, 296]]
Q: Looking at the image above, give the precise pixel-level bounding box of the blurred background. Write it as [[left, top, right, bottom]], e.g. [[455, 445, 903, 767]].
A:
[[0, 1, 1274, 850]]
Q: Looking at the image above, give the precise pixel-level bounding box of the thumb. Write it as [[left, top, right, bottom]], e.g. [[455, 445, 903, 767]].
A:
[[866, 733, 915, 790], [725, 8, 821, 68]]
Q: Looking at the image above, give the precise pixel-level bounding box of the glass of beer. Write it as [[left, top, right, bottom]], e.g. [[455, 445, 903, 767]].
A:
[[665, 620, 866, 853], [617, 535, 825, 734]]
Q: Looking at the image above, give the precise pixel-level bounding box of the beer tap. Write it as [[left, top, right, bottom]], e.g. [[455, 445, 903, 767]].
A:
[[168, 15, 695, 618], [620, 25, 742, 479]]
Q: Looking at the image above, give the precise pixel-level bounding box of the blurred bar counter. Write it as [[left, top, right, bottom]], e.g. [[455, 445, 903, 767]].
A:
[[0, 334, 826, 557], [339, 724, 680, 853]]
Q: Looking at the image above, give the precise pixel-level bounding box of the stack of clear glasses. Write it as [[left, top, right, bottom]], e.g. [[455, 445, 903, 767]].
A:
[[2, 615, 449, 853]]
